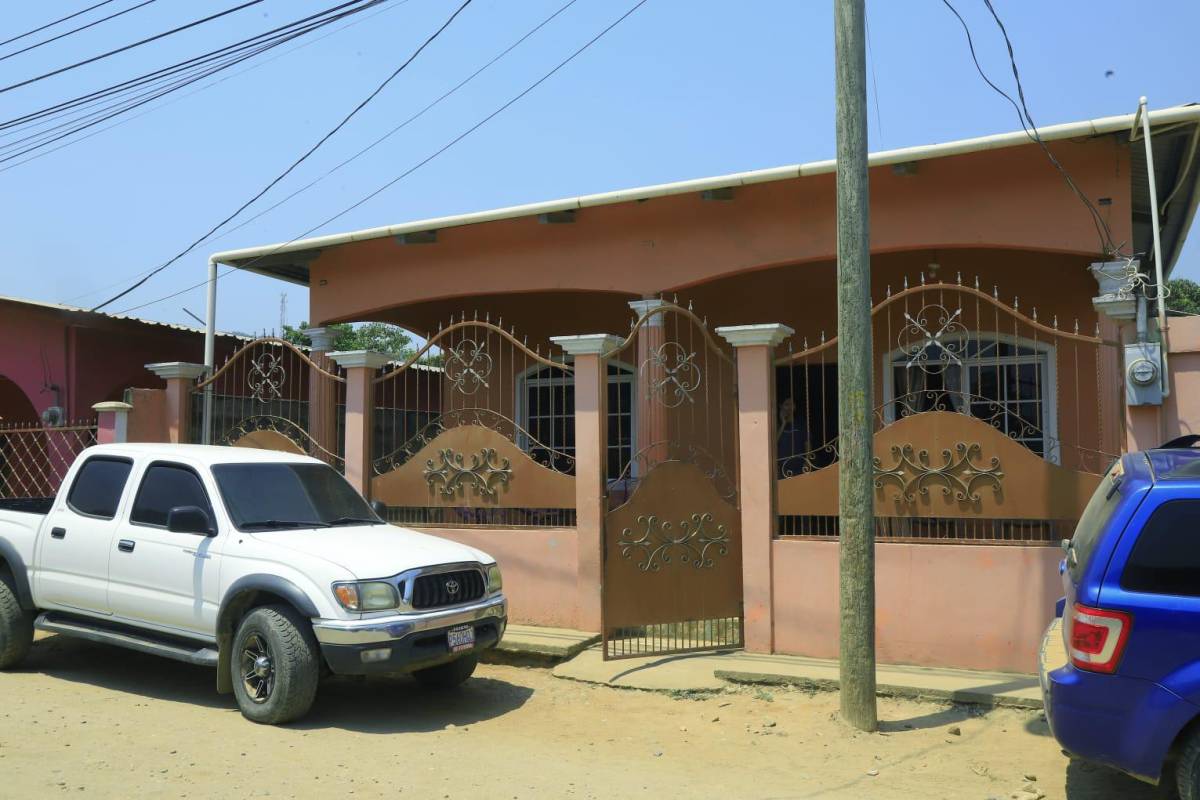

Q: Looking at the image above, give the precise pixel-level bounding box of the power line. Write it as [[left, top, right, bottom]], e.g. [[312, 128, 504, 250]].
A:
[[940, 0, 1120, 256], [90, 0, 475, 312], [0, 1, 118, 48], [64, 0, 563, 303], [114, 0, 651, 318], [0, 0, 266, 96], [0, 0, 160, 64]]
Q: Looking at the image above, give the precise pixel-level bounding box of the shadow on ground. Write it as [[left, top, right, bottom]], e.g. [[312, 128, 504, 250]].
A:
[[22, 634, 532, 734], [1064, 758, 1162, 799]]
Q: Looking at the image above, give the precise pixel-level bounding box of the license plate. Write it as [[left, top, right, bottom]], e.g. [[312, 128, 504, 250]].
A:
[[447, 625, 475, 653]]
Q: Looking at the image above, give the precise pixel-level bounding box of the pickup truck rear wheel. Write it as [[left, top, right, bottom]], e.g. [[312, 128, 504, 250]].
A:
[[231, 605, 319, 725], [0, 574, 33, 669], [413, 654, 478, 689]]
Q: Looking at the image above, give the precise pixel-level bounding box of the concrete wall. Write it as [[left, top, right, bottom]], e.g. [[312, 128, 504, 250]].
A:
[[429, 527, 580, 630], [771, 539, 1062, 674]]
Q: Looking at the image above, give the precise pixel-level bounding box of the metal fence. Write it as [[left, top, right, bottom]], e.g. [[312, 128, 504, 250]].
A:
[[0, 421, 96, 499]]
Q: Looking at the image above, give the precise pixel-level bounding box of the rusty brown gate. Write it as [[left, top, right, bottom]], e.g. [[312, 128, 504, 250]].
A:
[[601, 301, 742, 659]]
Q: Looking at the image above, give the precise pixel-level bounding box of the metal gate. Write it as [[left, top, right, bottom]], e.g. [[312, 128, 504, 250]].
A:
[[191, 337, 346, 469], [601, 301, 743, 659]]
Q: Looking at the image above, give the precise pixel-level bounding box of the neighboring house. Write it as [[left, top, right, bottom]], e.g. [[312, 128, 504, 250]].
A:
[[181, 103, 1199, 674], [0, 295, 245, 425]]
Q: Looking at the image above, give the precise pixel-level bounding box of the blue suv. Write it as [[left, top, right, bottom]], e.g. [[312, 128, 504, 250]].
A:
[[1042, 448, 1200, 797]]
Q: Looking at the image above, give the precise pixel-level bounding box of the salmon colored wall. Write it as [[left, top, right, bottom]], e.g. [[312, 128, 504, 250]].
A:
[[430, 527, 579, 629], [310, 138, 1130, 325], [125, 388, 168, 443], [1163, 317, 1200, 442], [772, 539, 1062, 673]]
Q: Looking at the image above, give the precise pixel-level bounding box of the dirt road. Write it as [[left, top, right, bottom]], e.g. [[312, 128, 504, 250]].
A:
[[0, 634, 1156, 799]]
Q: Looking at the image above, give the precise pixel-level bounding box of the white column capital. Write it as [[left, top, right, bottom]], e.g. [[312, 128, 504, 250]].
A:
[[92, 401, 133, 412], [145, 361, 208, 381], [550, 334, 624, 357], [305, 326, 337, 352], [328, 350, 392, 370], [715, 324, 795, 349], [628, 298, 667, 327]]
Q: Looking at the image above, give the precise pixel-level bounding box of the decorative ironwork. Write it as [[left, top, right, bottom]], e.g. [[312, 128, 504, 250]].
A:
[[873, 442, 1003, 503], [221, 415, 344, 470], [443, 338, 493, 395], [247, 351, 285, 402], [0, 421, 97, 499], [899, 304, 967, 373], [642, 341, 702, 407], [424, 447, 513, 499], [618, 512, 731, 572]]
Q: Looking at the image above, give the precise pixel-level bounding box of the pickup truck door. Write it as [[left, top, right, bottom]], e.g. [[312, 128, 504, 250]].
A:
[[107, 461, 222, 639], [35, 455, 134, 615]]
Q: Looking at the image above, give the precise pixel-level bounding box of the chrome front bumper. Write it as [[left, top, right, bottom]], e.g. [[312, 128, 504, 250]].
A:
[[311, 594, 507, 645]]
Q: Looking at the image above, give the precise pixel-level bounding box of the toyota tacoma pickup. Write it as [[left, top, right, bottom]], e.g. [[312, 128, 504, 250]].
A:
[[0, 443, 506, 724]]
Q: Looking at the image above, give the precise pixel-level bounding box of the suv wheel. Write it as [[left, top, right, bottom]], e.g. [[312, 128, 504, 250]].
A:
[[0, 573, 33, 669], [1178, 726, 1200, 800], [231, 605, 319, 725], [414, 654, 478, 689]]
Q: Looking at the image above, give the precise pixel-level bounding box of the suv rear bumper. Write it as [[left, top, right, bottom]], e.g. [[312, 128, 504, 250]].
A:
[[312, 594, 507, 675], [1040, 618, 1195, 785]]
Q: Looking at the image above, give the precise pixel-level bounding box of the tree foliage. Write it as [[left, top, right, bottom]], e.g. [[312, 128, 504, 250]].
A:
[[283, 321, 414, 358], [1167, 278, 1200, 316]]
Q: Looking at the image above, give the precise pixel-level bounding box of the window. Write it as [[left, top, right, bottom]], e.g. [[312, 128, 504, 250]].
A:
[[517, 363, 634, 480], [66, 457, 132, 519], [212, 462, 378, 531], [1121, 500, 1200, 596], [130, 463, 214, 530], [883, 335, 1057, 461]]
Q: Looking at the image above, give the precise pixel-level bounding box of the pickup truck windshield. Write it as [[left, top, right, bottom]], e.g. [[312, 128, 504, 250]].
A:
[[211, 463, 382, 531]]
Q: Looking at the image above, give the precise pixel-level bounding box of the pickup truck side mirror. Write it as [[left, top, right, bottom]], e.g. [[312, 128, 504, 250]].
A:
[[369, 499, 388, 520], [167, 505, 214, 536]]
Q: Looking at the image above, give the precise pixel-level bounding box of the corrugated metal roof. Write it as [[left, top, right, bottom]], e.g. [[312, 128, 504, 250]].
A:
[[0, 294, 249, 340]]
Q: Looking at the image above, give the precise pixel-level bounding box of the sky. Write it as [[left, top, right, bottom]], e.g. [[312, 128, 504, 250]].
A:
[[1, 0, 1197, 337]]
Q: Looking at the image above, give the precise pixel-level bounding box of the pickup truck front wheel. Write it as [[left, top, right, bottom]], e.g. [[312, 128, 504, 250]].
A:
[[0, 574, 33, 669], [231, 605, 319, 725]]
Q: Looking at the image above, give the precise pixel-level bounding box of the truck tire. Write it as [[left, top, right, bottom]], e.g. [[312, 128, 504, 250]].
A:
[[0, 574, 33, 669], [231, 605, 319, 725], [414, 654, 478, 689]]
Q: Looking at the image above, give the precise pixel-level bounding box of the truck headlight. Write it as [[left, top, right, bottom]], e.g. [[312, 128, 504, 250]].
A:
[[486, 563, 502, 595], [332, 581, 398, 611]]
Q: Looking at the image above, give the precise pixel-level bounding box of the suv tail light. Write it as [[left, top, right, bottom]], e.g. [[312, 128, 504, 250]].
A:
[[1068, 603, 1133, 674]]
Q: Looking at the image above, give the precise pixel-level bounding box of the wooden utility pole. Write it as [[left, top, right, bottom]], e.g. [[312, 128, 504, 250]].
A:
[[833, 0, 877, 731]]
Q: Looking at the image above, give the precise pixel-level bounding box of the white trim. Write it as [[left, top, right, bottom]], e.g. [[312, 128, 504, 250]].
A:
[[327, 350, 392, 370], [210, 105, 1200, 270], [145, 362, 208, 381], [716, 323, 795, 348], [628, 299, 667, 327], [550, 334, 623, 356], [878, 332, 1060, 464]]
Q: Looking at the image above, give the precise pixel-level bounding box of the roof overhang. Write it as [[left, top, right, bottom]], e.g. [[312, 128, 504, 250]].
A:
[[212, 103, 1200, 286]]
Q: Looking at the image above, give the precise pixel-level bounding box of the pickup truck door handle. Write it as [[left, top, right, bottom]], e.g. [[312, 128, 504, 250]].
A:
[[117, 539, 136, 553], [50, 527, 66, 539]]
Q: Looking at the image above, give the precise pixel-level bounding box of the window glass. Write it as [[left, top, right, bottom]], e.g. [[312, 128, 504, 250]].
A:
[[66, 457, 132, 519], [1120, 499, 1200, 596], [131, 464, 213, 529], [212, 462, 376, 530], [1069, 459, 1123, 582]]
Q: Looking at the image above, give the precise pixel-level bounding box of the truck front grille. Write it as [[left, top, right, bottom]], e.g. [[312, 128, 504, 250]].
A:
[[412, 569, 486, 609]]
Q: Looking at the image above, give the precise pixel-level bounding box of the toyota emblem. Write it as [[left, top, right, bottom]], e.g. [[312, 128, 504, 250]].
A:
[[444, 579, 460, 595]]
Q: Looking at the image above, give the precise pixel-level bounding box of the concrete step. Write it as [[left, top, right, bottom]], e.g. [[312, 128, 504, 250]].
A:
[[493, 624, 600, 661]]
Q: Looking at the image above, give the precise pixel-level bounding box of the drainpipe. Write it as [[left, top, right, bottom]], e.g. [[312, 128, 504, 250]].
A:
[[1138, 96, 1171, 397], [202, 259, 218, 444]]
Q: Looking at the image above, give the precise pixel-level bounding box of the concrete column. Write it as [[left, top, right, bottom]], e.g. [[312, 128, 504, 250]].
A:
[[92, 401, 133, 445], [329, 350, 391, 499], [628, 299, 667, 464], [305, 326, 339, 460], [552, 333, 623, 633], [145, 362, 208, 443], [716, 323, 794, 654]]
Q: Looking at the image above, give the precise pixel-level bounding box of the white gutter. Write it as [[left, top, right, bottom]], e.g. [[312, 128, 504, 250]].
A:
[[1137, 97, 1171, 398], [210, 104, 1200, 269], [202, 258, 217, 445]]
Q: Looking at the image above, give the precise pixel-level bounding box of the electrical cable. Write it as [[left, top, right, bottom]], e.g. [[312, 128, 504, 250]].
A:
[[0, 0, 265, 96], [89, 0, 475, 312], [0, 1, 118, 49], [112, 0, 650, 318], [0, 0, 160, 64]]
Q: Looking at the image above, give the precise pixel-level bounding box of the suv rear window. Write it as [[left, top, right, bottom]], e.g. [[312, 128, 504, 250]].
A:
[[66, 457, 132, 519], [1120, 499, 1200, 596], [1069, 459, 1124, 582]]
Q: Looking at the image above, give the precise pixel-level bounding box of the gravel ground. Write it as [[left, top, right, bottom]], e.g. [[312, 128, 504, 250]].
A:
[[0, 634, 1161, 799]]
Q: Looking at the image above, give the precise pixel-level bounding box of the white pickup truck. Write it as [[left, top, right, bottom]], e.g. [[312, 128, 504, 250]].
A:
[[0, 443, 506, 724]]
